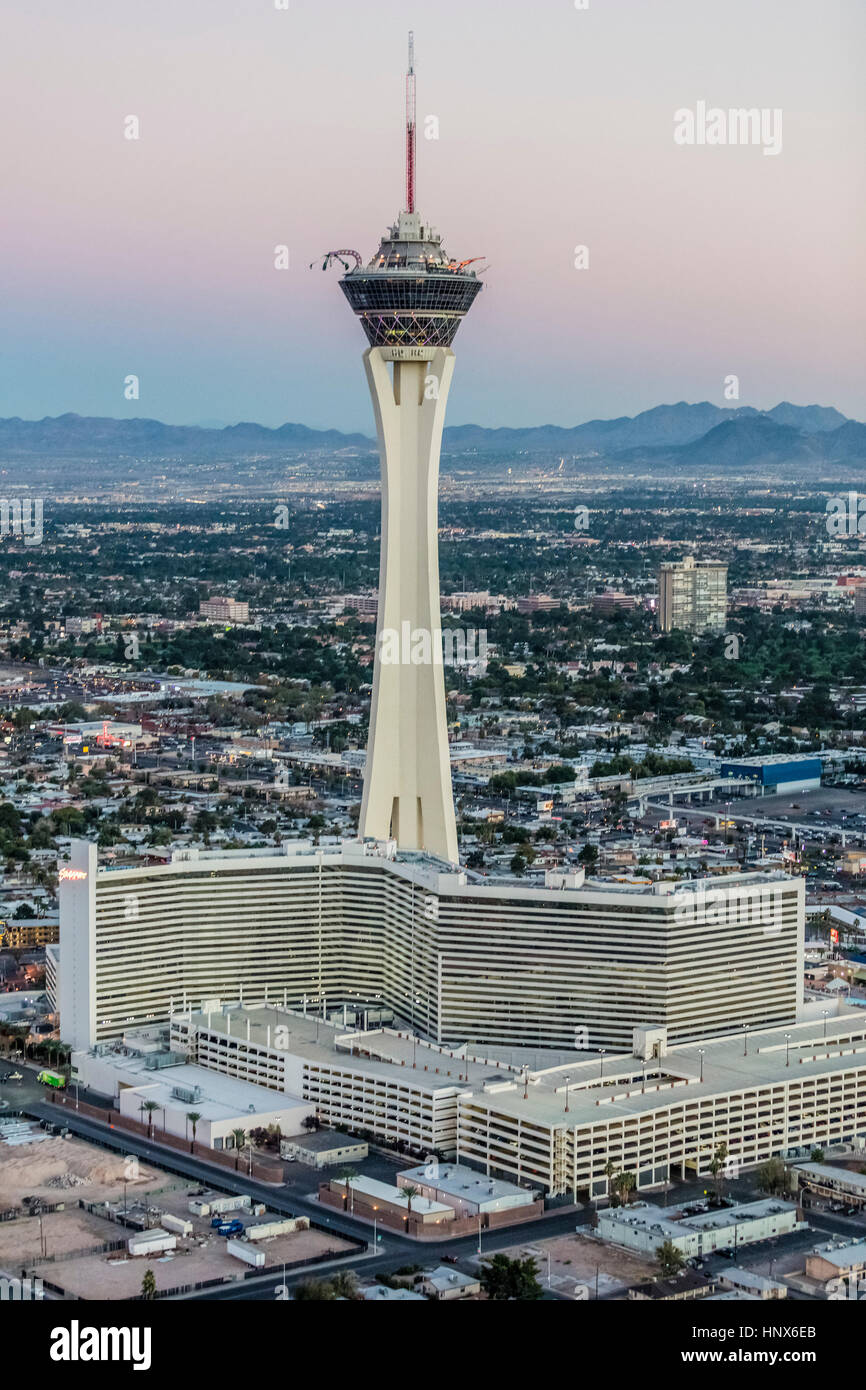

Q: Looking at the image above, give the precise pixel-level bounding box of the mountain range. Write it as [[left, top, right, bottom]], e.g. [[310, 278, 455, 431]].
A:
[[0, 401, 864, 468]]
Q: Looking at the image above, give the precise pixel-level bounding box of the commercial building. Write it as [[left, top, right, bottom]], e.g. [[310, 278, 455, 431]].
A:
[[396, 1163, 538, 1217], [325, 1175, 455, 1227], [199, 597, 249, 623], [592, 591, 639, 616], [719, 755, 822, 796], [596, 1198, 801, 1259], [58, 839, 804, 1055], [280, 1130, 369, 1169], [657, 556, 727, 633], [792, 1161, 866, 1208], [72, 1035, 313, 1149]]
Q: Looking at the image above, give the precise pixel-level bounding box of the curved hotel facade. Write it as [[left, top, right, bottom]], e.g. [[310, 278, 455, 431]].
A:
[[59, 837, 803, 1056]]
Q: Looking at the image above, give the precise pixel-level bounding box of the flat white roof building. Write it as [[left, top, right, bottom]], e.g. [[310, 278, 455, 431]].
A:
[[597, 1199, 800, 1259], [396, 1163, 537, 1215], [72, 1041, 314, 1149]]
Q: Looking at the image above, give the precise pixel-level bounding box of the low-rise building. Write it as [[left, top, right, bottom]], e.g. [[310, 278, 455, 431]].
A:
[[805, 1239, 866, 1292], [793, 1162, 866, 1208], [396, 1163, 538, 1217], [281, 1129, 368, 1169], [419, 1266, 481, 1300], [324, 1175, 455, 1229], [597, 1199, 801, 1259], [715, 1267, 788, 1299]]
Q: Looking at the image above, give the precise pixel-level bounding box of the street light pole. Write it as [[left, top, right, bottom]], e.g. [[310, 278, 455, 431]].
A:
[[699, 1049, 705, 1083]]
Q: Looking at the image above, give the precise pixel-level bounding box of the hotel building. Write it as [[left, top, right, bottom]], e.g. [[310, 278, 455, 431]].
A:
[[59, 838, 803, 1056]]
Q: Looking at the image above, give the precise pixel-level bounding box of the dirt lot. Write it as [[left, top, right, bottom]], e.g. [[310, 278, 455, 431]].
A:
[[492, 1231, 656, 1298], [0, 1131, 356, 1298], [0, 1133, 168, 1207], [0, 1207, 121, 1265], [35, 1225, 354, 1300]]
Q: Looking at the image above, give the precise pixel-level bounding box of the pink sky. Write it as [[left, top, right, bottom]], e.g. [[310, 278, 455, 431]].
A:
[[1, 0, 864, 430]]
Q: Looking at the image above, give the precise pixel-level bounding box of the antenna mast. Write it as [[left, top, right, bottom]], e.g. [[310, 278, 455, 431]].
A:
[[405, 31, 416, 213]]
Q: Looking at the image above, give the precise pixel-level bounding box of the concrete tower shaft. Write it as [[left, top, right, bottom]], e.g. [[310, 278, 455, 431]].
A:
[[359, 346, 457, 862], [336, 36, 483, 864]]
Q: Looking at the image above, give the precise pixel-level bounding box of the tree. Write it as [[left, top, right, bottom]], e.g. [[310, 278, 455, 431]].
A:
[[655, 1239, 686, 1278], [231, 1127, 247, 1169], [293, 1277, 338, 1301], [141, 1269, 156, 1301], [809, 1146, 825, 1163], [186, 1110, 202, 1153], [756, 1157, 789, 1195], [402, 1185, 420, 1223], [577, 843, 598, 865], [141, 1100, 159, 1139], [480, 1253, 543, 1301], [708, 1141, 729, 1203], [610, 1170, 636, 1208]]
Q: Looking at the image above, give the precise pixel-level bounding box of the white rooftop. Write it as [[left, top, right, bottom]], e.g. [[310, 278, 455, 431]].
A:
[[398, 1163, 535, 1205], [332, 1175, 452, 1216], [88, 1050, 307, 1122]]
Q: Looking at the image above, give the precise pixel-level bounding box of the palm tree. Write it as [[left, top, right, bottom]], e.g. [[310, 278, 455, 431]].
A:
[[612, 1169, 636, 1208], [231, 1127, 246, 1169], [335, 1167, 357, 1209], [604, 1158, 617, 1205], [186, 1111, 202, 1153], [708, 1141, 729, 1203], [401, 1185, 420, 1225], [141, 1100, 159, 1139]]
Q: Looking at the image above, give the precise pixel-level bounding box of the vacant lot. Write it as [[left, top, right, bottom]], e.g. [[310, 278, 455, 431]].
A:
[[36, 1225, 354, 1300], [0, 1206, 119, 1265], [492, 1231, 655, 1298], [0, 1134, 167, 1208]]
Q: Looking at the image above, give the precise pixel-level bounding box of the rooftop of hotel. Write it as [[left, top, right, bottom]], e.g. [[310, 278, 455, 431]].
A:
[[90, 835, 798, 902], [171, 1003, 587, 1094]]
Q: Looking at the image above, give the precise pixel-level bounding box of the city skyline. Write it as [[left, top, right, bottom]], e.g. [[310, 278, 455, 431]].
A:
[[2, 0, 864, 431]]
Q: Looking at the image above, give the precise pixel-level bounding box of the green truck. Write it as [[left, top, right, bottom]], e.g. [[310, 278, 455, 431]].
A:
[[37, 1069, 66, 1089]]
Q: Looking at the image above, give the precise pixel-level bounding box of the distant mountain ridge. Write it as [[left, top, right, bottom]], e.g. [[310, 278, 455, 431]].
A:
[[441, 401, 851, 453], [0, 401, 861, 466]]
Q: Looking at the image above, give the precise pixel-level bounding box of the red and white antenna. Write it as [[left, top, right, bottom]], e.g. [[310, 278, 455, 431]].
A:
[[405, 31, 416, 213]]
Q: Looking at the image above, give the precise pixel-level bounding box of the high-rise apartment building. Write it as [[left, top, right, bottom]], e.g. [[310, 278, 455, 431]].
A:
[[657, 556, 727, 632]]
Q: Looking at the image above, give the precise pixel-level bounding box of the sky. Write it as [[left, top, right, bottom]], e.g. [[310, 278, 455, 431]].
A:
[[1, 0, 864, 432]]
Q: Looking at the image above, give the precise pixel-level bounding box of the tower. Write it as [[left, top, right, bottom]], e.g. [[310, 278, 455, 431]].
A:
[[339, 35, 483, 864]]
